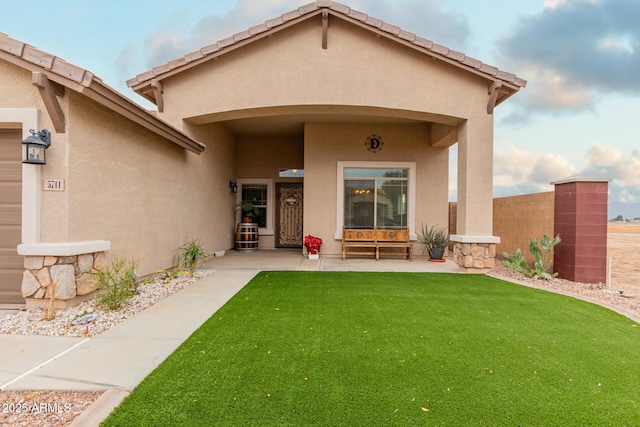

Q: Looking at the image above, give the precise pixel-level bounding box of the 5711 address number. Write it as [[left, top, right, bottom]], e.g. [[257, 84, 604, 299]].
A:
[[42, 179, 65, 191]]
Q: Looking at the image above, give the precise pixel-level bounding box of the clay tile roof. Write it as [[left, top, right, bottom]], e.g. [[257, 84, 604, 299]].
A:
[[380, 22, 401, 36], [234, 30, 252, 43], [0, 32, 205, 154], [298, 3, 318, 14], [398, 30, 416, 43], [0, 32, 94, 86], [365, 16, 383, 29], [330, 3, 351, 14], [249, 23, 269, 36], [126, 1, 527, 94], [347, 9, 368, 22]]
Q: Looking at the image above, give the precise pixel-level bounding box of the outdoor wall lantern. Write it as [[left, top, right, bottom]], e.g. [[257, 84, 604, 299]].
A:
[[22, 129, 51, 165], [229, 181, 238, 193]]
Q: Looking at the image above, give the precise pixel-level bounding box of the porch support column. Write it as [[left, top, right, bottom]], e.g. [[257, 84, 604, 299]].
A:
[[451, 117, 499, 272]]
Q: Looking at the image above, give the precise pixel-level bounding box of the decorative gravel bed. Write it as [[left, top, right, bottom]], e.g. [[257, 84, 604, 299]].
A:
[[0, 269, 213, 338], [0, 269, 213, 426], [489, 263, 640, 319], [1, 266, 637, 426], [0, 390, 101, 427]]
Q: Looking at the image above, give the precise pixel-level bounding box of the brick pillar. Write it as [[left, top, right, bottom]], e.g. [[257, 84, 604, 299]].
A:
[[552, 176, 611, 283]]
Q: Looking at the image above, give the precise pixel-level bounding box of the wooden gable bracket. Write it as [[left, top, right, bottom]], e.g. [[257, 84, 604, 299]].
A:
[[487, 81, 502, 114], [32, 72, 66, 133], [322, 10, 329, 49], [151, 79, 164, 113]]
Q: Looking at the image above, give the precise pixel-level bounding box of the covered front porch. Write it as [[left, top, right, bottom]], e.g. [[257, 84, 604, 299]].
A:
[[203, 248, 463, 273]]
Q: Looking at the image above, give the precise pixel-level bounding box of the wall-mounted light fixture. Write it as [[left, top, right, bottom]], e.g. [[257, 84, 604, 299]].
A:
[[229, 181, 238, 193], [22, 129, 51, 165]]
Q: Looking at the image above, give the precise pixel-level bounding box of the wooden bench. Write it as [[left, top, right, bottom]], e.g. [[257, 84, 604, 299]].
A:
[[342, 227, 413, 261]]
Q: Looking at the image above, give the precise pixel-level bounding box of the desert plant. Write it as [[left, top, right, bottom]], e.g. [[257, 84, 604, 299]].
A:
[[502, 248, 532, 277], [92, 257, 139, 310], [43, 283, 57, 321], [417, 224, 450, 249], [417, 223, 450, 259], [529, 234, 561, 279], [154, 268, 193, 284], [177, 239, 210, 270], [503, 234, 561, 280]]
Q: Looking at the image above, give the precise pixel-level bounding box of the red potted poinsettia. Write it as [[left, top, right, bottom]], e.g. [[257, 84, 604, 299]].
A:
[[304, 235, 323, 259]]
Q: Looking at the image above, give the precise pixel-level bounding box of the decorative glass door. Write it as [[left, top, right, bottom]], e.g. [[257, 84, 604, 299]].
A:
[[276, 183, 303, 247]]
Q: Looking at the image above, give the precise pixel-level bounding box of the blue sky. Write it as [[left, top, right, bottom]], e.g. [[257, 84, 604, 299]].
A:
[[2, 0, 639, 206]]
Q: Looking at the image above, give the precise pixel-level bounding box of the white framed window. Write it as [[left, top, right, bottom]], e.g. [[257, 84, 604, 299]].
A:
[[335, 162, 416, 239], [236, 179, 274, 235]]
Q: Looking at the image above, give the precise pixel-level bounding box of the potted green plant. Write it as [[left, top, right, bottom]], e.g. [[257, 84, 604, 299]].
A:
[[417, 223, 450, 262], [236, 200, 262, 223]]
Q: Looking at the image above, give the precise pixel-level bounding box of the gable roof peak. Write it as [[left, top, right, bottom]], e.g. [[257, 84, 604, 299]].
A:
[[127, 1, 526, 102]]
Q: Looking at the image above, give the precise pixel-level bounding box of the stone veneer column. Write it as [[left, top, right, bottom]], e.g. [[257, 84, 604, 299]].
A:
[[450, 236, 499, 273], [552, 175, 611, 284]]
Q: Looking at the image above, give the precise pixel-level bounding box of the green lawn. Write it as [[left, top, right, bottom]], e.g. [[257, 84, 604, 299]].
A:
[[102, 272, 640, 426]]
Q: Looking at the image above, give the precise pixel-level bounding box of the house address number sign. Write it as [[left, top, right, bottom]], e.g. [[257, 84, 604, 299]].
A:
[[365, 134, 384, 153], [42, 179, 65, 191]]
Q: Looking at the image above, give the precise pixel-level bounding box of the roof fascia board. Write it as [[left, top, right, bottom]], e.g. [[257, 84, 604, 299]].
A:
[[0, 51, 87, 93], [0, 51, 204, 154], [79, 81, 205, 154]]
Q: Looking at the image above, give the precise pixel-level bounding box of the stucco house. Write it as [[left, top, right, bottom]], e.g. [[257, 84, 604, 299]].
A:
[[0, 1, 525, 306]]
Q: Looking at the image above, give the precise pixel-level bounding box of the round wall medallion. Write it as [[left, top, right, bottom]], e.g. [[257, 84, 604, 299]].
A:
[[365, 134, 384, 153]]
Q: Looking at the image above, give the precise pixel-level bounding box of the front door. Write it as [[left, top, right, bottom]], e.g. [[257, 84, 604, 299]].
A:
[[276, 183, 303, 248]]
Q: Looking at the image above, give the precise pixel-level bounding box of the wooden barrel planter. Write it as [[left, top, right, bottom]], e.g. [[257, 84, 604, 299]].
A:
[[236, 223, 259, 251]]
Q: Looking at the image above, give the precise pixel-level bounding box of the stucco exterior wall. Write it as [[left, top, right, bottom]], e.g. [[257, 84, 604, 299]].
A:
[[304, 122, 448, 256], [0, 60, 43, 109], [64, 93, 236, 274], [0, 59, 72, 243], [158, 15, 488, 127]]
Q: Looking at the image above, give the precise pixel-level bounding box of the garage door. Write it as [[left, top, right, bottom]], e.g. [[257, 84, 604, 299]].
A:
[[0, 128, 23, 304]]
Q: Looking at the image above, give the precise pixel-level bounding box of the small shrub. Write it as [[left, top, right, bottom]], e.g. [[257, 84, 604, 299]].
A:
[[92, 257, 139, 310], [154, 268, 193, 284], [503, 234, 561, 280], [177, 239, 210, 270]]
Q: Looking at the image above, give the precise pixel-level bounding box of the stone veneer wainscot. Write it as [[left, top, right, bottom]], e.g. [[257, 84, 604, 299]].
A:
[[17, 241, 111, 309]]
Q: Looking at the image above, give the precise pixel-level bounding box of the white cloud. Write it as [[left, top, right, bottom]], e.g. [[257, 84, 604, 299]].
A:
[[500, 0, 640, 117], [510, 65, 595, 113], [583, 144, 640, 186], [492, 141, 640, 202], [543, 0, 601, 10], [127, 0, 470, 71], [494, 141, 577, 190]]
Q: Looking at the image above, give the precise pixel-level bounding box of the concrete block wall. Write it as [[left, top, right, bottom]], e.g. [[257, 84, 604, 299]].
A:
[[449, 191, 555, 264], [493, 192, 555, 263]]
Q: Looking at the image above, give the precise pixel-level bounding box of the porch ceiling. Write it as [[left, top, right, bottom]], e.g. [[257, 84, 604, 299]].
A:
[[186, 105, 464, 137], [222, 113, 425, 137]]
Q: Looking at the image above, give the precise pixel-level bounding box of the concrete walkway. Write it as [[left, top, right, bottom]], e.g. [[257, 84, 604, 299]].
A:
[[0, 250, 462, 425]]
